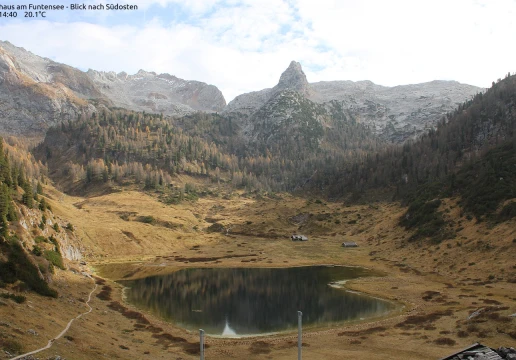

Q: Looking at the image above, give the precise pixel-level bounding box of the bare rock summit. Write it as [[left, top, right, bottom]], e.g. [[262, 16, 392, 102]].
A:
[[0, 41, 96, 137], [273, 60, 311, 97], [0, 41, 226, 137], [86, 68, 226, 116], [225, 61, 483, 143]]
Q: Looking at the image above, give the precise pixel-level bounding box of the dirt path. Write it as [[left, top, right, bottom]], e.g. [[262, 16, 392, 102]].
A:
[[11, 276, 97, 360]]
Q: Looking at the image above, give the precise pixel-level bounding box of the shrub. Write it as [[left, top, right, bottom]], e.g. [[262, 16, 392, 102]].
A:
[[44, 250, 64, 270], [48, 235, 59, 248], [400, 198, 455, 243], [34, 236, 46, 244], [96, 285, 112, 301], [5, 239, 58, 297], [401, 199, 442, 229], [434, 338, 456, 346], [0, 338, 22, 354], [38, 198, 47, 211], [0, 293, 26, 304], [137, 215, 155, 224], [207, 223, 225, 233], [499, 202, 516, 221], [32, 245, 42, 256], [65, 223, 74, 231], [0, 261, 16, 284]]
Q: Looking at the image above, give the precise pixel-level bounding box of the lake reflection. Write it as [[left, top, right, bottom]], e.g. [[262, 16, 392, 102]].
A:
[[121, 266, 394, 336]]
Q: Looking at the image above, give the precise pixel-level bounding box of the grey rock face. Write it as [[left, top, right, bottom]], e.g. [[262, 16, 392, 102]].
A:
[[86, 69, 226, 116], [0, 41, 226, 136], [224, 88, 272, 117], [225, 61, 482, 143], [0, 42, 97, 137], [272, 60, 311, 97], [311, 79, 481, 142]]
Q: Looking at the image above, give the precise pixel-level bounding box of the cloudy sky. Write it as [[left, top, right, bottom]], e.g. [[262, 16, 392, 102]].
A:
[[0, 0, 515, 101]]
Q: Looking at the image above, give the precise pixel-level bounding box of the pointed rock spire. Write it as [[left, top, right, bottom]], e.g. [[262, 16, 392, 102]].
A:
[[272, 61, 311, 96]]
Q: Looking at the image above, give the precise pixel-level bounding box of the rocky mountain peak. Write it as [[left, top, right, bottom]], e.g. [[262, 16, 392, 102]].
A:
[[0, 41, 228, 137], [273, 60, 310, 96], [136, 69, 156, 77], [225, 60, 482, 143]]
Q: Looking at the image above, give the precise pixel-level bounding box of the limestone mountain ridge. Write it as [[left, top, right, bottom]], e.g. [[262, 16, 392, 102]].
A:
[[0, 40, 226, 136], [0, 40, 482, 143], [225, 61, 482, 143]]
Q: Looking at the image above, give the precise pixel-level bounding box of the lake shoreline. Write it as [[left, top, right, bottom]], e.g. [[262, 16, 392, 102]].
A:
[[117, 265, 399, 337]]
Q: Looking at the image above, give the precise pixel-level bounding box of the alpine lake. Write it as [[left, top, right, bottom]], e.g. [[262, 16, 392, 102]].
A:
[[119, 266, 397, 337]]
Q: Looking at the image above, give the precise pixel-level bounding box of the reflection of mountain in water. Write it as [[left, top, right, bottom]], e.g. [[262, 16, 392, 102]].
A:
[[222, 319, 237, 337], [121, 266, 394, 335]]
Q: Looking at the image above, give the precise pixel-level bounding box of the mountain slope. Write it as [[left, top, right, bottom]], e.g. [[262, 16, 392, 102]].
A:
[[86, 69, 226, 115], [0, 41, 226, 137], [225, 61, 481, 142], [305, 73, 516, 241], [0, 42, 97, 137]]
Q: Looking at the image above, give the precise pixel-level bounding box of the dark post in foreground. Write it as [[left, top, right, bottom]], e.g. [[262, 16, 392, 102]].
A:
[[298, 311, 303, 360], [200, 329, 205, 360]]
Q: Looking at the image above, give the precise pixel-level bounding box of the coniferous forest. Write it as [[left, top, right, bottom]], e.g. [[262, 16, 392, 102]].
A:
[[35, 74, 515, 209], [0, 138, 60, 297]]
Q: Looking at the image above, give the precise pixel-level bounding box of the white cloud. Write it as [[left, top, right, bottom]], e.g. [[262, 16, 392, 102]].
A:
[[1, 0, 515, 101]]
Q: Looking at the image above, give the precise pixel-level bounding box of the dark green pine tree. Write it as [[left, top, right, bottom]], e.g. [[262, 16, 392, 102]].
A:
[[36, 181, 43, 194], [22, 182, 33, 208], [0, 139, 12, 187], [0, 183, 11, 238]]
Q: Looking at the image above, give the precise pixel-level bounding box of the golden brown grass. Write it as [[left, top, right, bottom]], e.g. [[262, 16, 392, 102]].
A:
[[1, 184, 515, 359]]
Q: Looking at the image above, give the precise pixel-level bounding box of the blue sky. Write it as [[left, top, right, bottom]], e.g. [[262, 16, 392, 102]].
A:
[[1, 0, 515, 101]]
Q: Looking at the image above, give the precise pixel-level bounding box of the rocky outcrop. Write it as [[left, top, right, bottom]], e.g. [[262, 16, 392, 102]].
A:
[[272, 60, 311, 97], [86, 69, 226, 116], [224, 61, 322, 145], [225, 61, 482, 143], [310, 79, 481, 142], [0, 41, 226, 137], [16, 205, 84, 262], [0, 42, 96, 137]]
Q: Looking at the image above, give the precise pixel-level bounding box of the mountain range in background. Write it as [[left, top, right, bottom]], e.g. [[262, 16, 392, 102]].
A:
[[0, 40, 481, 142], [0, 40, 225, 137], [225, 61, 481, 143]]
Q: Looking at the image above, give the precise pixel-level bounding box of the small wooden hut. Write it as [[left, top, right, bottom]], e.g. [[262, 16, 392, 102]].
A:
[[342, 242, 358, 248], [291, 235, 308, 241]]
